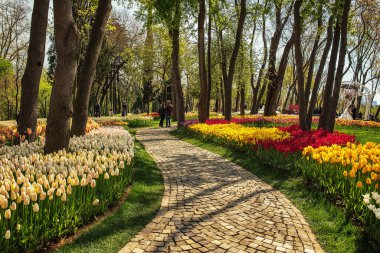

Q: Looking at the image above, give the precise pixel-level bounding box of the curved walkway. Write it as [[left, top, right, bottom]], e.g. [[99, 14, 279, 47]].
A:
[[120, 128, 323, 253]]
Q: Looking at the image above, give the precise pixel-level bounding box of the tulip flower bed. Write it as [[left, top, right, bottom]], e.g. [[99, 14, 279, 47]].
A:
[[336, 118, 380, 129], [92, 115, 155, 128], [187, 123, 354, 169], [144, 112, 160, 120], [188, 123, 290, 148], [185, 115, 380, 129], [0, 127, 134, 252], [301, 142, 379, 215], [126, 117, 155, 128], [92, 117, 129, 127], [301, 142, 380, 242], [187, 124, 294, 169], [0, 119, 101, 146], [185, 120, 380, 244]]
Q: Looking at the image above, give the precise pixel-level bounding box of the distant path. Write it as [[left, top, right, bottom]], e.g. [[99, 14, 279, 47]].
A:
[[120, 127, 323, 253]]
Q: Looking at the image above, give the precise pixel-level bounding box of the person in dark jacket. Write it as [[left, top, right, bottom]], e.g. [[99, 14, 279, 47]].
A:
[[122, 101, 127, 116], [158, 102, 166, 127], [165, 100, 173, 127], [94, 102, 101, 117]]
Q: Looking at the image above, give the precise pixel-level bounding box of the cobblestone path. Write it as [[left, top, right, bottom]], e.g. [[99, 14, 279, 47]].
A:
[[120, 128, 324, 253]]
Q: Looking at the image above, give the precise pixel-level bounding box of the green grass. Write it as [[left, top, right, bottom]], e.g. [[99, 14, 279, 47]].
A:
[[171, 130, 378, 253], [57, 140, 163, 253], [335, 126, 380, 143]]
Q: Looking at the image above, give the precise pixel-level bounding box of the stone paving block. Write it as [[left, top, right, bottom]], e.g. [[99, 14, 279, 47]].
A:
[[118, 128, 324, 253]]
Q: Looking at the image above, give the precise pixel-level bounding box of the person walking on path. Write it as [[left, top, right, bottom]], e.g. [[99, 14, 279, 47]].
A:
[[158, 102, 166, 127], [94, 101, 101, 117], [165, 100, 173, 127], [122, 101, 127, 116]]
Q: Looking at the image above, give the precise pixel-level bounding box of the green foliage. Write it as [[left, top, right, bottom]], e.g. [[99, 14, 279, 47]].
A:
[[0, 58, 13, 77], [126, 117, 155, 128], [38, 71, 52, 118], [0, 58, 15, 120]]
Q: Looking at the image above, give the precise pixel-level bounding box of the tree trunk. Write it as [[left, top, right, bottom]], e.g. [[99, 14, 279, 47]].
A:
[[17, 0, 49, 142], [251, 15, 268, 114], [171, 26, 185, 125], [44, 0, 81, 154], [326, 0, 351, 131], [224, 0, 246, 120], [248, 8, 257, 115], [142, 6, 154, 116], [263, 3, 290, 116], [255, 84, 267, 113], [206, 0, 212, 118], [282, 82, 295, 112], [235, 90, 240, 112], [198, 0, 208, 123], [306, 17, 333, 128], [217, 28, 228, 116], [375, 105, 380, 119], [318, 17, 341, 129], [215, 82, 219, 112], [220, 78, 224, 115], [71, 0, 112, 137], [364, 93, 374, 120], [304, 16, 322, 106], [266, 34, 294, 116], [171, 73, 177, 121], [240, 84, 245, 115], [293, 0, 308, 130]]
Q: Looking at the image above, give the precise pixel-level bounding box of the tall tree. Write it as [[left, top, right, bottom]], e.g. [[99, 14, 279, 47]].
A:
[[293, 0, 307, 130], [198, 0, 208, 123], [171, 4, 185, 125], [44, 0, 81, 154], [263, 0, 293, 116], [142, 5, 155, 114], [206, 0, 212, 118], [17, 0, 49, 141], [154, 0, 186, 126], [250, 9, 268, 114], [319, 0, 351, 131], [71, 0, 112, 137], [306, 17, 333, 128], [325, 0, 351, 131], [219, 0, 247, 120]]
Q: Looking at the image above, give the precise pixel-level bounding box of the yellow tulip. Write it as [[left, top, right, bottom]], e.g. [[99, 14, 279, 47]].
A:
[[40, 192, 46, 201], [4, 230, 10, 240], [4, 209, 11, 219], [93, 199, 100, 206], [91, 179, 96, 188], [67, 185, 72, 195], [80, 177, 87, 187], [10, 202, 16, 211], [23, 195, 30, 206], [32, 203, 39, 212]]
